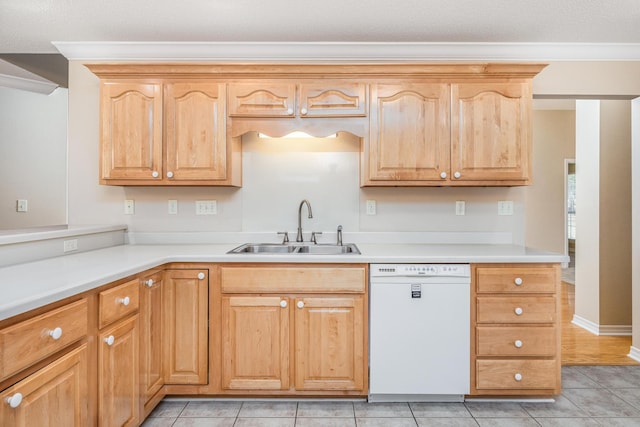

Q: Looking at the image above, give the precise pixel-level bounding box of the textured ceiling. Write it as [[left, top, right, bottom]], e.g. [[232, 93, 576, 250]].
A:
[[1, 0, 640, 53]]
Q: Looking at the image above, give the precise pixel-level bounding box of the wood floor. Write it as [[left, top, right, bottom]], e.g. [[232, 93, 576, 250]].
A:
[[562, 281, 639, 365]]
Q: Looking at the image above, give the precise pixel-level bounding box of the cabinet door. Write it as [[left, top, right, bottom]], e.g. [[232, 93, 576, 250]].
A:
[[164, 269, 208, 385], [100, 81, 163, 182], [228, 83, 296, 117], [451, 82, 531, 182], [165, 82, 227, 181], [294, 296, 365, 391], [99, 316, 139, 427], [0, 345, 88, 427], [368, 83, 450, 182], [139, 273, 164, 406], [299, 82, 367, 117], [221, 296, 290, 390]]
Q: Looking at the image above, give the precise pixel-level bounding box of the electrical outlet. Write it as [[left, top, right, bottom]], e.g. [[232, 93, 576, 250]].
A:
[[455, 201, 465, 216], [366, 200, 376, 215], [168, 200, 178, 215], [63, 239, 78, 252], [196, 200, 217, 215], [498, 200, 514, 216], [124, 199, 135, 215], [16, 199, 28, 212]]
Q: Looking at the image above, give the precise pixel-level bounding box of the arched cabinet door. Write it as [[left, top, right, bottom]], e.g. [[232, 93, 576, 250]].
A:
[[451, 82, 531, 183], [366, 83, 450, 183], [100, 82, 163, 182], [164, 82, 227, 181]]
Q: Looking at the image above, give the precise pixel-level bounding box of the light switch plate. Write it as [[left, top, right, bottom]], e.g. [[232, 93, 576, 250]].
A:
[[16, 199, 28, 212], [498, 200, 514, 216], [168, 200, 178, 215], [366, 200, 376, 215], [196, 200, 217, 215], [455, 201, 465, 216]]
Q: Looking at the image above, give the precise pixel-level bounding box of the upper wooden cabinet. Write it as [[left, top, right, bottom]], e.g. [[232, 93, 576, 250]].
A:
[[228, 81, 367, 118], [451, 82, 531, 183]]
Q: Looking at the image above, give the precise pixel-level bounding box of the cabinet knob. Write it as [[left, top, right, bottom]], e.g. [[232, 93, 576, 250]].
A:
[[48, 327, 63, 340], [104, 335, 115, 346], [280, 300, 288, 308], [166, 171, 174, 179], [5, 393, 22, 408], [297, 301, 305, 309], [514, 339, 523, 348], [287, 108, 293, 115], [151, 171, 159, 178], [197, 272, 205, 280], [440, 172, 447, 179], [453, 171, 461, 179], [300, 107, 308, 115], [514, 307, 523, 316], [514, 277, 523, 286], [144, 279, 154, 287], [118, 296, 130, 306], [514, 373, 523, 381]]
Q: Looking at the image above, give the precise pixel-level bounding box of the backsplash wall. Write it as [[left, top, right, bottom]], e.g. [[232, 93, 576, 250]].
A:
[[68, 62, 525, 244]]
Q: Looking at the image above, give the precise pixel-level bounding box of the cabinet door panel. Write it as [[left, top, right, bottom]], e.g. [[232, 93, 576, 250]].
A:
[[294, 296, 365, 391], [451, 82, 530, 182], [99, 316, 139, 427], [368, 83, 450, 181], [228, 83, 296, 117], [164, 269, 208, 385], [0, 345, 88, 427], [222, 296, 290, 390], [299, 82, 367, 117], [139, 273, 164, 405], [165, 83, 227, 180], [100, 82, 163, 181]]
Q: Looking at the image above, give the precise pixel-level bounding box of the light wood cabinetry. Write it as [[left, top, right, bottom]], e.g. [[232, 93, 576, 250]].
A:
[[451, 82, 532, 183], [471, 263, 561, 396], [228, 81, 367, 118], [98, 315, 139, 427], [163, 269, 209, 385], [139, 272, 164, 417], [0, 344, 88, 427], [217, 264, 367, 396], [99, 279, 139, 329]]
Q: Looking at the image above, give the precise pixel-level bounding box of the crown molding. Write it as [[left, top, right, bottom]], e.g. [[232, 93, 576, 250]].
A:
[[0, 59, 58, 94], [53, 41, 640, 62]]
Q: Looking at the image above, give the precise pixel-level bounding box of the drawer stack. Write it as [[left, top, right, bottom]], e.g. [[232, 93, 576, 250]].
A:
[[471, 264, 561, 396]]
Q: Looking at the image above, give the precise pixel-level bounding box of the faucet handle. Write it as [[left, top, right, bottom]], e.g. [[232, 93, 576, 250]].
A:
[[310, 231, 323, 244], [277, 231, 289, 244]]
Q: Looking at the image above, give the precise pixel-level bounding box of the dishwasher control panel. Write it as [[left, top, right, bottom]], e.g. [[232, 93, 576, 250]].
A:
[[370, 264, 470, 278]]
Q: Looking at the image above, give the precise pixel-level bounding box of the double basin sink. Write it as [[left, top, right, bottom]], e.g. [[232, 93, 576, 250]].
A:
[[227, 243, 361, 255]]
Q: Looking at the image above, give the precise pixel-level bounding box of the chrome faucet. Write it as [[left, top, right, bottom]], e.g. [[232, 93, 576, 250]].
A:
[[337, 224, 343, 245], [296, 199, 313, 242]]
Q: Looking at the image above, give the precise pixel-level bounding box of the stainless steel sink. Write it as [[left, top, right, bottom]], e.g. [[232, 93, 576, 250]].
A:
[[227, 243, 360, 255]]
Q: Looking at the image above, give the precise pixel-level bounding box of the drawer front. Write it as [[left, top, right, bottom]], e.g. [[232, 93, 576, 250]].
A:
[[476, 266, 556, 293], [476, 359, 558, 390], [477, 296, 556, 324], [476, 326, 556, 356], [99, 279, 140, 328], [0, 299, 88, 379], [220, 266, 366, 294]]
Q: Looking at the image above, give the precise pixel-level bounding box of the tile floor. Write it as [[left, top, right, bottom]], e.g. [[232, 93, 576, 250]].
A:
[[142, 365, 640, 426]]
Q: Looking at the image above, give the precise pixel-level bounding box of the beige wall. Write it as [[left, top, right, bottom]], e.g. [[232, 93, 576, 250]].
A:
[[599, 100, 632, 326], [534, 62, 640, 96], [525, 110, 576, 254]]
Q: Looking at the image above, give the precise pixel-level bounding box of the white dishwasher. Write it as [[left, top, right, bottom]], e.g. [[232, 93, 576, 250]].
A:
[[369, 264, 470, 402]]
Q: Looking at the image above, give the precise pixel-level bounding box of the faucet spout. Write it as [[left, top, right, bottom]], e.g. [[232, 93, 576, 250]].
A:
[[296, 199, 313, 242]]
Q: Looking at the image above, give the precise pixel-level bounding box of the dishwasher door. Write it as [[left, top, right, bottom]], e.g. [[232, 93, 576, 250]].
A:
[[369, 280, 470, 402]]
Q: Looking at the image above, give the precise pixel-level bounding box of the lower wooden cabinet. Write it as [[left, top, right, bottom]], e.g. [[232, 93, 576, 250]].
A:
[[218, 264, 368, 396], [0, 344, 88, 427], [99, 315, 140, 427], [471, 263, 561, 396], [139, 272, 164, 416], [163, 269, 209, 385]]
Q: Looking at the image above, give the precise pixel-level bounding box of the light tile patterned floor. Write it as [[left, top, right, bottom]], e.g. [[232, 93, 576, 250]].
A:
[[142, 366, 640, 427]]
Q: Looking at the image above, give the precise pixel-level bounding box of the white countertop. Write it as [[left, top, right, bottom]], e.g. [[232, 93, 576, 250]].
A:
[[0, 242, 567, 321]]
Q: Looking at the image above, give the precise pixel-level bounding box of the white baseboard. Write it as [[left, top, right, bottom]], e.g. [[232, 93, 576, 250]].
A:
[[571, 315, 632, 336], [629, 346, 640, 362]]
